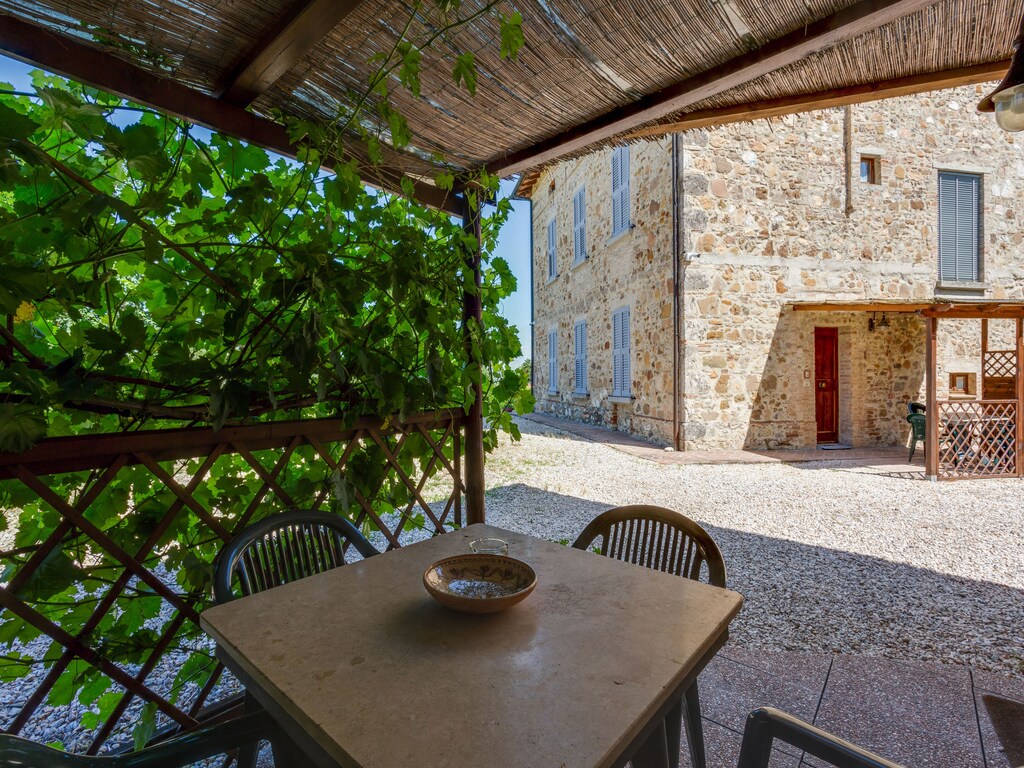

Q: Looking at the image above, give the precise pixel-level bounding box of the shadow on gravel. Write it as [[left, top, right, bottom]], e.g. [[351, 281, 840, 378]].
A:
[[485, 482, 1023, 677]]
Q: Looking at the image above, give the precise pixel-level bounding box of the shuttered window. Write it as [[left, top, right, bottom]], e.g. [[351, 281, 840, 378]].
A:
[[611, 147, 630, 235], [574, 320, 588, 394], [612, 307, 631, 398], [573, 187, 587, 264], [546, 218, 557, 279], [547, 329, 558, 393], [938, 171, 981, 282]]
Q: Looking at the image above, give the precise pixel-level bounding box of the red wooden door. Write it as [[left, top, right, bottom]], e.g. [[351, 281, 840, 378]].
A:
[[814, 327, 839, 443]]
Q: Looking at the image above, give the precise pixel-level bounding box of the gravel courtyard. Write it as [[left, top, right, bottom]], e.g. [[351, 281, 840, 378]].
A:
[[483, 416, 1024, 678]]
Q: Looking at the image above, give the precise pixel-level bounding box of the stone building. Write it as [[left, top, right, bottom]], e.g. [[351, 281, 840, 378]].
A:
[[519, 83, 1024, 451]]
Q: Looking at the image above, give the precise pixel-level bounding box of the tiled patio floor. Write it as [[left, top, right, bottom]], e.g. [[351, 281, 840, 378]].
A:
[[687, 648, 1024, 768], [523, 413, 924, 476]]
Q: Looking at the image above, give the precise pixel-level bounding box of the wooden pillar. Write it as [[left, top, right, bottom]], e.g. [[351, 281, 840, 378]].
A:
[[1016, 318, 1023, 477], [926, 316, 939, 480], [461, 194, 485, 524]]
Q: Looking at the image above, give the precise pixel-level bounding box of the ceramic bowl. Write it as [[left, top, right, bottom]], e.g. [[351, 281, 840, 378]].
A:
[[423, 554, 537, 613]]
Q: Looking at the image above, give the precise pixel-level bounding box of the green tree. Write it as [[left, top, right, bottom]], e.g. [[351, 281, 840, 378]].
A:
[[0, 2, 532, 746]]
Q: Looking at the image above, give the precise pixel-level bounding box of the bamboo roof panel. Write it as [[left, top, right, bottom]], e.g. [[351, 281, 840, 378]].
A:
[[0, 0, 1017, 190]]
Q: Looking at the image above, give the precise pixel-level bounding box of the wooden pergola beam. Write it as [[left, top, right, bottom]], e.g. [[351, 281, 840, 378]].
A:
[[0, 13, 460, 215], [486, 0, 940, 177], [623, 60, 1009, 140], [216, 0, 364, 107], [792, 302, 931, 312]]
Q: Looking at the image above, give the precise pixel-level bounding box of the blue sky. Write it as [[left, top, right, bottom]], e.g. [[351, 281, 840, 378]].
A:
[[0, 55, 534, 363]]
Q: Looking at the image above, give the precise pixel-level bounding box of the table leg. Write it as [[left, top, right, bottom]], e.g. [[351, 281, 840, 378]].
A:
[[631, 719, 671, 768], [269, 728, 310, 768], [665, 695, 683, 768], [236, 691, 260, 768], [683, 682, 707, 768]]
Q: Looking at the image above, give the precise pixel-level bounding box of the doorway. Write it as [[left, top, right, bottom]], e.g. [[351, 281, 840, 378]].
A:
[[814, 327, 839, 443]]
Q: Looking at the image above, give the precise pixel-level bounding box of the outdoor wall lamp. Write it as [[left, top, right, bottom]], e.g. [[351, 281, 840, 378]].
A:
[[868, 313, 890, 332], [978, 14, 1024, 132]]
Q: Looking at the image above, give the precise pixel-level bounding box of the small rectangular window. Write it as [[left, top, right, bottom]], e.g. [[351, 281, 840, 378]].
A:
[[546, 219, 557, 279], [611, 147, 631, 235], [612, 307, 631, 398], [938, 171, 982, 282], [573, 187, 587, 264], [859, 156, 880, 184], [949, 372, 977, 396], [574, 320, 588, 394], [547, 329, 558, 394]]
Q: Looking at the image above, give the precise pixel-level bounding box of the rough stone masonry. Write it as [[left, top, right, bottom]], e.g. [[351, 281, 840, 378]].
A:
[[525, 83, 1024, 450]]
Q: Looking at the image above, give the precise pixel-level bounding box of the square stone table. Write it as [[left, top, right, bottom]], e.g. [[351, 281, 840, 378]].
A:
[[201, 523, 743, 768]]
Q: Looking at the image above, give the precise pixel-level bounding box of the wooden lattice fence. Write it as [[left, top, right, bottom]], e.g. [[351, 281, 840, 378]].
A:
[[0, 410, 466, 753], [937, 400, 1018, 479]]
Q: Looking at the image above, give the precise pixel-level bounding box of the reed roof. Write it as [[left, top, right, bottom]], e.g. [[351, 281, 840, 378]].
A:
[[0, 0, 1016, 207]]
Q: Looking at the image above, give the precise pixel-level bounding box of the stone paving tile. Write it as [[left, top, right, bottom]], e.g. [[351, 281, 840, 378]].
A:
[[696, 653, 825, 759], [972, 667, 1024, 703], [678, 717, 801, 768], [976, 691, 1024, 768], [806, 656, 984, 768], [720, 647, 834, 693]]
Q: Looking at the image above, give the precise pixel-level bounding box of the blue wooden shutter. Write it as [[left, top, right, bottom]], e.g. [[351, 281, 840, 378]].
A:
[[547, 218, 557, 278], [573, 187, 586, 263], [574, 320, 587, 393], [938, 172, 980, 282], [612, 147, 630, 235], [611, 149, 622, 234], [548, 329, 557, 392], [618, 307, 626, 397], [612, 308, 630, 397]]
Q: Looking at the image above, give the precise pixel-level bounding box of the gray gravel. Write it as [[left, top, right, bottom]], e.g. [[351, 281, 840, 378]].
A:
[[483, 416, 1024, 678]]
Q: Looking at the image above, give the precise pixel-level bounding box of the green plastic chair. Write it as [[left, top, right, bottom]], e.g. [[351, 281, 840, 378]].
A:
[[906, 412, 926, 461], [0, 711, 300, 767], [213, 509, 380, 604]]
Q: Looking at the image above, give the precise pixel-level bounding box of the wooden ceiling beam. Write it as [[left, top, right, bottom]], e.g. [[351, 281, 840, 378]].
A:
[[623, 60, 1009, 139], [486, 0, 941, 178], [216, 0, 364, 107], [0, 13, 460, 215]]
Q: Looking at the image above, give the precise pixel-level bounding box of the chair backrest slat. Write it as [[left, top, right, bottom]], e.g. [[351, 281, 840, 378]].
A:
[[214, 510, 381, 604], [572, 505, 726, 588]]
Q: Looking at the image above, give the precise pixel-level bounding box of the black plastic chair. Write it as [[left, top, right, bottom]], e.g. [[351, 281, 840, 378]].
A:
[[737, 707, 903, 767], [0, 711, 303, 767], [573, 505, 726, 768], [214, 509, 380, 604]]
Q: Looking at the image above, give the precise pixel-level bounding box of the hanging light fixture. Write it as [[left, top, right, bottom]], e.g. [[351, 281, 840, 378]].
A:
[[978, 14, 1024, 132], [879, 312, 890, 329]]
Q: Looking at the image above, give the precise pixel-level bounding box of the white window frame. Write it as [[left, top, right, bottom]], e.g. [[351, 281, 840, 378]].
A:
[[547, 328, 558, 394], [573, 187, 587, 264], [546, 218, 557, 279], [937, 171, 982, 283], [574, 320, 588, 395], [611, 146, 631, 236], [612, 306, 631, 398]]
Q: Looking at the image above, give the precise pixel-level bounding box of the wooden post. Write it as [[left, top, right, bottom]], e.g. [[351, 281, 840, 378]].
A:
[[926, 316, 939, 480], [462, 194, 485, 524], [981, 318, 988, 400], [1016, 318, 1023, 477]]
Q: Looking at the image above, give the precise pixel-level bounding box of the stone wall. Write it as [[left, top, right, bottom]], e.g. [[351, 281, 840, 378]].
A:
[[530, 83, 1024, 450], [531, 139, 677, 443]]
